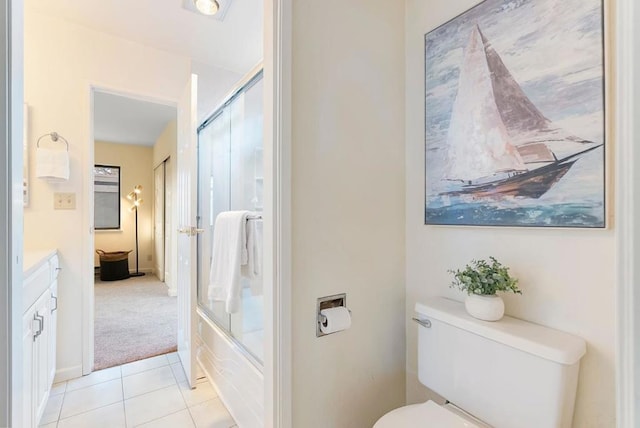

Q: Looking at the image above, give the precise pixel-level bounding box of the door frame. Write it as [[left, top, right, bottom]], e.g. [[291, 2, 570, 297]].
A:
[[85, 84, 178, 374], [264, 0, 292, 426], [615, 0, 637, 426], [2, 0, 24, 425]]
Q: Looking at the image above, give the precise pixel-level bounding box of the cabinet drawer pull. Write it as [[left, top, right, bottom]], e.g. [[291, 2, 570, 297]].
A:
[[37, 314, 44, 335], [32, 314, 43, 341], [51, 295, 58, 313]]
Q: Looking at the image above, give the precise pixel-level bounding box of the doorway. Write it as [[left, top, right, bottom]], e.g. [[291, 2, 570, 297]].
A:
[[14, 0, 291, 426], [91, 90, 178, 370]]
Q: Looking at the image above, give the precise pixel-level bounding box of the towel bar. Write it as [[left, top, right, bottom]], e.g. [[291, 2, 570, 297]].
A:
[[37, 132, 69, 151]]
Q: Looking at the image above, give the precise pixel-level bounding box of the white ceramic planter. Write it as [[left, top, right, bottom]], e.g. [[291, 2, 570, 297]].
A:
[[465, 294, 505, 321]]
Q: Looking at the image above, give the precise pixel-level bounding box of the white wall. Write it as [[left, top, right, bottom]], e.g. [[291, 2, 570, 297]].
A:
[[94, 141, 154, 273], [23, 9, 191, 378], [290, 0, 406, 426], [405, 1, 616, 427], [192, 62, 242, 123]]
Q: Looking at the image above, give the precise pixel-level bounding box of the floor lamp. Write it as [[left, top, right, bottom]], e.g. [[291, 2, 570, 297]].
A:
[[127, 185, 145, 277]]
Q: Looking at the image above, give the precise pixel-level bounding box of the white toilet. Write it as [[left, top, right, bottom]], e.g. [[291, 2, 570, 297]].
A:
[[374, 297, 586, 428]]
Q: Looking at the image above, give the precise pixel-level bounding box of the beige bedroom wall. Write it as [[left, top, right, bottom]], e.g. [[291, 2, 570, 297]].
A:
[[94, 141, 154, 273], [153, 119, 177, 168]]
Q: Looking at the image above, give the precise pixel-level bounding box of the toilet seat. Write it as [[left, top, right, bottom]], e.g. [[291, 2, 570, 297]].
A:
[[373, 400, 480, 428]]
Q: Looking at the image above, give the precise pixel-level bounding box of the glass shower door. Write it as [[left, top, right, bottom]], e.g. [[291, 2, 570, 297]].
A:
[[197, 108, 231, 333], [228, 77, 264, 363], [197, 71, 264, 365]]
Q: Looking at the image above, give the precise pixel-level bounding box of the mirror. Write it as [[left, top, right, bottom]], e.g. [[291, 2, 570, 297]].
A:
[[94, 165, 121, 230]]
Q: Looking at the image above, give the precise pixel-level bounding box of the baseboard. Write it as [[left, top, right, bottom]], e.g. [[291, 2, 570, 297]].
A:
[[54, 365, 83, 383]]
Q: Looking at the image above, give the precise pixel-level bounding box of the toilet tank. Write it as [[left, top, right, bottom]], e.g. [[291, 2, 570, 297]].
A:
[[415, 298, 586, 428]]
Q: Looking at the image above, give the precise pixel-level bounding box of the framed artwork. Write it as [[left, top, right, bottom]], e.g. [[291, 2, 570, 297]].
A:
[[424, 0, 605, 227]]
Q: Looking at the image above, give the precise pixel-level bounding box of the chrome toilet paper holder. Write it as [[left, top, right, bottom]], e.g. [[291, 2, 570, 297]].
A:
[[316, 293, 351, 337]]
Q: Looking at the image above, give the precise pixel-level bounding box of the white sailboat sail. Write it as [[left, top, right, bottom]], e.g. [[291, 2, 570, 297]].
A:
[[444, 25, 526, 182], [477, 26, 588, 152]]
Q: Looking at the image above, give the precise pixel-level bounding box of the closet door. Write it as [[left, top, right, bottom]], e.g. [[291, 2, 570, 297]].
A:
[[153, 163, 165, 281]]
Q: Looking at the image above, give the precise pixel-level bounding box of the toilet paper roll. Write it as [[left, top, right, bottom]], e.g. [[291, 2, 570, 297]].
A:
[[320, 307, 352, 334]]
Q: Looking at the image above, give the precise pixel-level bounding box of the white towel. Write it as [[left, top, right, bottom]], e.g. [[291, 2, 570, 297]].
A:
[[242, 214, 262, 280], [208, 211, 250, 313], [36, 147, 69, 181]]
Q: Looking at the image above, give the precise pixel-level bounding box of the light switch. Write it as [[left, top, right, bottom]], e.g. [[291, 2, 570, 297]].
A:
[[54, 192, 76, 210]]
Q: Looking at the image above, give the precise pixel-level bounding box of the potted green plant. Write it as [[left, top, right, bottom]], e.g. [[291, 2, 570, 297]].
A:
[[449, 257, 521, 321]]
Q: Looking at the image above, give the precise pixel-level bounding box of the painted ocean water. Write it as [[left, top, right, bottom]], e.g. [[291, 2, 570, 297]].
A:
[[426, 146, 605, 227]]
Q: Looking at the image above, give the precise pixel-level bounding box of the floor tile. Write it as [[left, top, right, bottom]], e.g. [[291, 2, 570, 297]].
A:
[[39, 423, 57, 428], [57, 402, 126, 428], [40, 393, 64, 425], [124, 384, 186, 427], [170, 362, 187, 384], [123, 366, 176, 399], [178, 381, 217, 407], [122, 355, 169, 377], [137, 409, 195, 428], [166, 352, 179, 364], [50, 381, 67, 396], [40, 394, 64, 425], [189, 398, 235, 428], [60, 378, 123, 419], [65, 366, 121, 392]]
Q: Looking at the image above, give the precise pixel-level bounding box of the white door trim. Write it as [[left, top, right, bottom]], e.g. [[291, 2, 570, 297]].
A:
[[3, 0, 24, 425], [84, 84, 177, 375], [616, 0, 636, 426], [264, 0, 292, 426]]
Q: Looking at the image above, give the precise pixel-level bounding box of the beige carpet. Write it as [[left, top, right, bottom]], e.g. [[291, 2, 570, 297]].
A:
[[94, 275, 177, 370]]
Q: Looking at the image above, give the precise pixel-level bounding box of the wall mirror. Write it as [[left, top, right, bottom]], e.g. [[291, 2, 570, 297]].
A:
[[94, 164, 121, 230]]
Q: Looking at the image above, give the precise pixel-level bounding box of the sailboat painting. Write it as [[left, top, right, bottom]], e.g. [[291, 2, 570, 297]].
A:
[[425, 0, 605, 227]]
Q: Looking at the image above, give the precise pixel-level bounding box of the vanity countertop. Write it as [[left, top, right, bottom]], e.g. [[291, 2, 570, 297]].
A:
[[24, 249, 57, 278]]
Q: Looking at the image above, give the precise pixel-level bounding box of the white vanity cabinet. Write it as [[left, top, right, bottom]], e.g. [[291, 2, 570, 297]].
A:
[[22, 251, 59, 428]]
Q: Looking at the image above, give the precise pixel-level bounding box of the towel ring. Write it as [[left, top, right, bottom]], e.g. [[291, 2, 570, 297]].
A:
[[37, 132, 69, 151]]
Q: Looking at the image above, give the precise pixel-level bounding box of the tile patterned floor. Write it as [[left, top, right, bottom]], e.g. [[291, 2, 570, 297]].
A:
[[40, 353, 237, 428]]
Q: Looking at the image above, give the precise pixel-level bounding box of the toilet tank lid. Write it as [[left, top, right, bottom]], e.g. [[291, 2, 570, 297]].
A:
[[415, 298, 586, 365]]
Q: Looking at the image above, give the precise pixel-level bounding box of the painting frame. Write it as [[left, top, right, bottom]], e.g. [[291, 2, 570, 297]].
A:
[[94, 164, 121, 230], [424, 0, 608, 229]]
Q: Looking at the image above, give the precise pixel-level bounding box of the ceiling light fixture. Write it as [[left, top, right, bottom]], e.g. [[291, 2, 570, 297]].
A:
[[194, 0, 220, 15]]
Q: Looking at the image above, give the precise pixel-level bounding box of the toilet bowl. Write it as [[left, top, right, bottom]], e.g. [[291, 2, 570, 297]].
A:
[[373, 400, 487, 428]]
